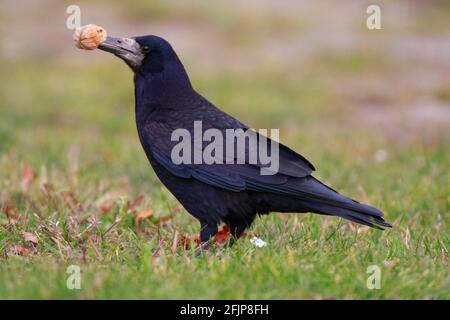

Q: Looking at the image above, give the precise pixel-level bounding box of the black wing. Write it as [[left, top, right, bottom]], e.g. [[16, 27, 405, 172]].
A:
[[141, 97, 315, 195]]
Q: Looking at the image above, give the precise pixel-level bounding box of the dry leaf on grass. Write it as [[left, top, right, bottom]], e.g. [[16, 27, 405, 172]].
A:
[[95, 192, 119, 214], [1, 206, 20, 226], [135, 209, 154, 232], [178, 234, 195, 250], [129, 195, 145, 210], [60, 191, 79, 210], [21, 165, 36, 192], [9, 245, 34, 256], [214, 225, 231, 244], [155, 205, 182, 223], [99, 201, 115, 214], [135, 205, 181, 232], [21, 231, 39, 244]]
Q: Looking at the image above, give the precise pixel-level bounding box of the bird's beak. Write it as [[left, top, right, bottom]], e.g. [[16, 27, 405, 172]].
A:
[[98, 36, 144, 71]]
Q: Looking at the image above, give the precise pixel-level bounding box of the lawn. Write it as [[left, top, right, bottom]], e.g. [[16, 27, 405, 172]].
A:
[[0, 1, 448, 299]]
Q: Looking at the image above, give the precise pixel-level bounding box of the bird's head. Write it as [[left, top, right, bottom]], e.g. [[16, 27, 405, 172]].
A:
[[99, 34, 193, 107]]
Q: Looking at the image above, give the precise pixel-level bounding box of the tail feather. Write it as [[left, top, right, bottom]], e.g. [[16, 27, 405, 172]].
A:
[[295, 177, 392, 229], [305, 201, 392, 230]]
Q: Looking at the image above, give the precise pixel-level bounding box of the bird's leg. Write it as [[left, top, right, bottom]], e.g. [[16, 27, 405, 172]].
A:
[[228, 223, 248, 247], [195, 222, 218, 256]]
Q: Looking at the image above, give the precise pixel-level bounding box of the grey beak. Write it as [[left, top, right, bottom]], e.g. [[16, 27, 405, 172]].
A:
[[98, 36, 144, 71]]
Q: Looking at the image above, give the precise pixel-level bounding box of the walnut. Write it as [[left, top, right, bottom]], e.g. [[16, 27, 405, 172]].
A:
[[73, 24, 107, 50]]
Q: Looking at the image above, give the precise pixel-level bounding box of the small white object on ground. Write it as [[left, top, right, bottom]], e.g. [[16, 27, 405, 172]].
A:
[[374, 149, 388, 163], [250, 236, 267, 248]]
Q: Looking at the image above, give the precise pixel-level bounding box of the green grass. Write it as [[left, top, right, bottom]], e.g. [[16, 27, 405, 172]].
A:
[[0, 57, 448, 299]]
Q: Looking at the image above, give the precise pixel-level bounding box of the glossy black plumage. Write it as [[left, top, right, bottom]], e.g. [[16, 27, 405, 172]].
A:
[[129, 35, 391, 242]]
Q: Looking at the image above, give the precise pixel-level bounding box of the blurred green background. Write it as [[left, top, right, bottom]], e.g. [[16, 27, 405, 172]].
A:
[[0, 0, 448, 299]]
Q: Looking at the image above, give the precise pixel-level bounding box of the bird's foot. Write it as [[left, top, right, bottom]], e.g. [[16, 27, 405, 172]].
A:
[[194, 241, 211, 257]]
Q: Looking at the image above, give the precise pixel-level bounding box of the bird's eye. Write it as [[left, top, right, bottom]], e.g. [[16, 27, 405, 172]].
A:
[[142, 46, 150, 53]]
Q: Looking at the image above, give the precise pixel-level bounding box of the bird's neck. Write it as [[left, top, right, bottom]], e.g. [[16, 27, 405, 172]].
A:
[[134, 74, 195, 129]]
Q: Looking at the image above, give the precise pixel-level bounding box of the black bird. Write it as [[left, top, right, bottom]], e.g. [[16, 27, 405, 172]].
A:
[[97, 35, 391, 246]]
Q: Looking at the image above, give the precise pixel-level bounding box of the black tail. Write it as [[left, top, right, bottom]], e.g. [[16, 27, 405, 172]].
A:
[[294, 177, 392, 230]]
